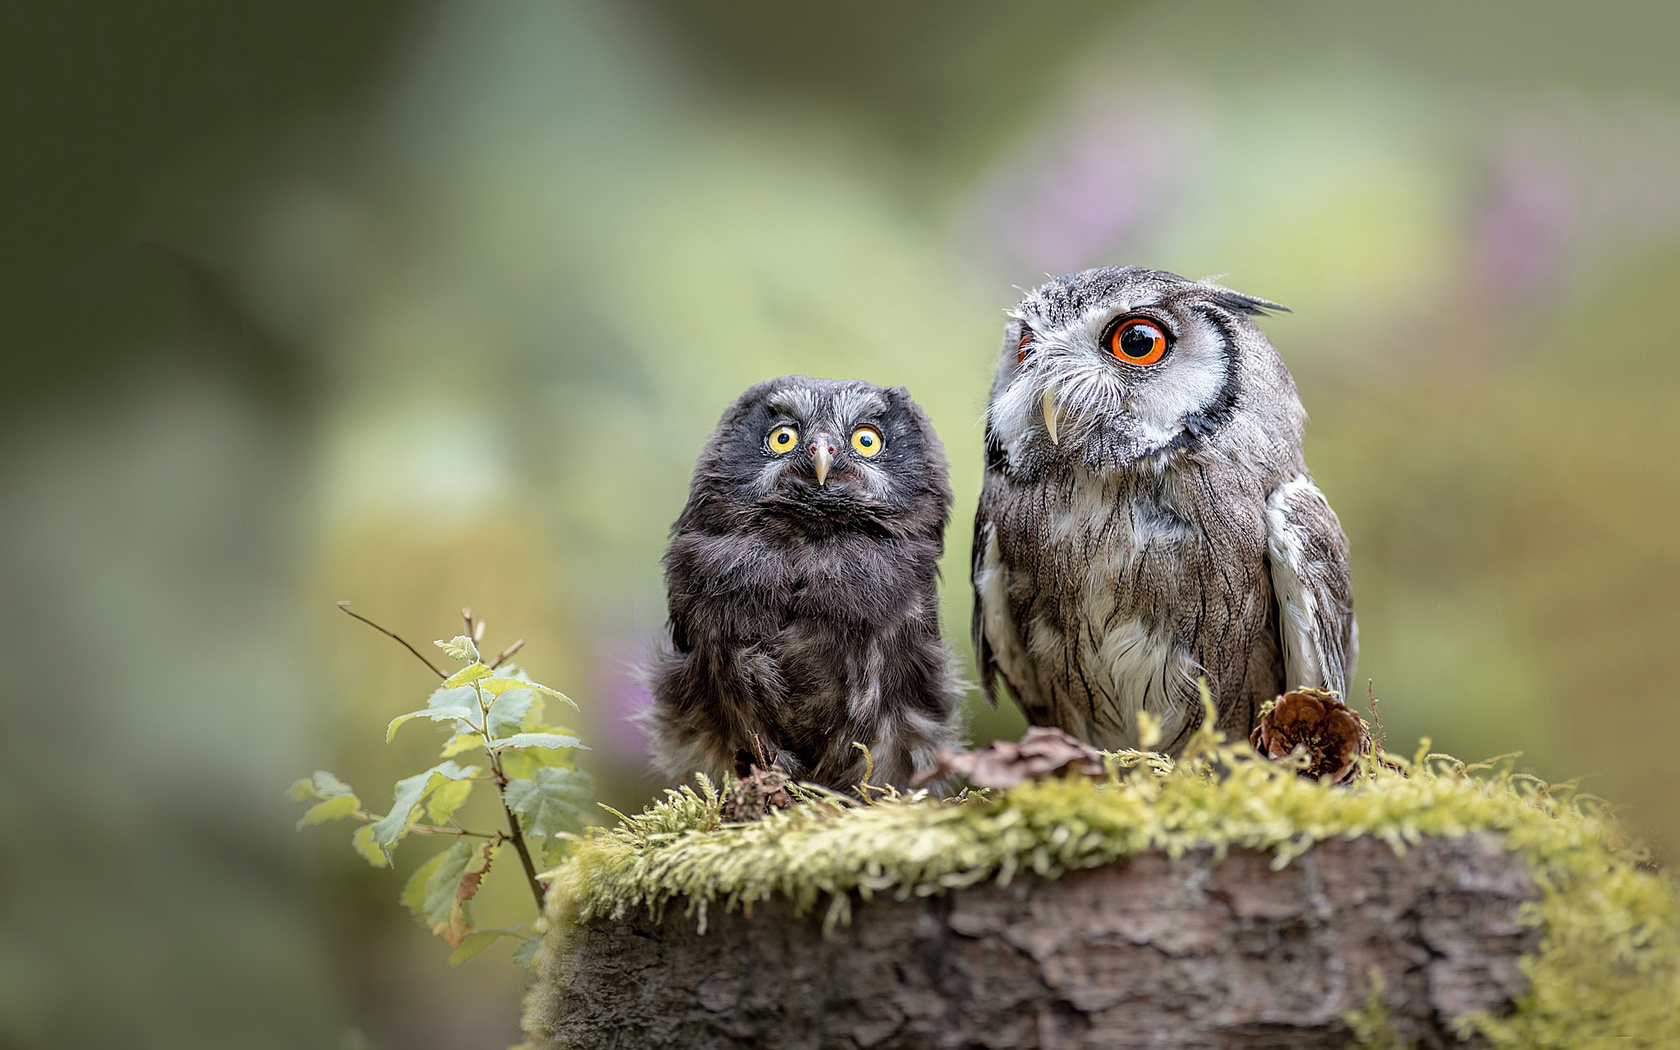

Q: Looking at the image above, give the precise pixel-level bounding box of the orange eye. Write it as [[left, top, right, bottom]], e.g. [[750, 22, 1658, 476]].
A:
[[1016, 327, 1035, 365], [1109, 318, 1168, 365]]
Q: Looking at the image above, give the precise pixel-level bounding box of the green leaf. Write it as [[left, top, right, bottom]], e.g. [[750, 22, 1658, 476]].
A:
[[527, 681, 578, 710], [484, 687, 536, 738], [513, 936, 542, 968], [386, 699, 479, 742], [426, 778, 475, 825], [439, 731, 487, 758], [490, 732, 587, 752], [401, 840, 474, 928], [441, 661, 492, 689], [504, 766, 597, 843], [403, 840, 497, 949], [481, 674, 577, 710], [448, 927, 521, 966], [435, 635, 480, 663], [288, 770, 355, 803], [500, 749, 552, 781], [369, 761, 480, 856], [351, 824, 388, 868], [296, 792, 361, 830], [501, 737, 580, 779]]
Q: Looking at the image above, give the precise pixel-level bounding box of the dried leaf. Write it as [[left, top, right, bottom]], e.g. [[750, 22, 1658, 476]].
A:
[[455, 840, 496, 912], [721, 747, 796, 822], [913, 726, 1107, 790]]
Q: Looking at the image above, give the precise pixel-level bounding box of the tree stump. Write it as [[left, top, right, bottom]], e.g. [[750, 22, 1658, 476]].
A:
[[525, 832, 1538, 1049]]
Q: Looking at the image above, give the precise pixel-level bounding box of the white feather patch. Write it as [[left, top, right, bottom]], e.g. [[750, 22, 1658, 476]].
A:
[[975, 524, 1033, 702], [1266, 476, 1326, 692]]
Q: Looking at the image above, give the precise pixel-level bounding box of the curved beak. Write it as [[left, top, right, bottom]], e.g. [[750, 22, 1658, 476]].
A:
[[811, 441, 835, 486], [1042, 389, 1060, 446]]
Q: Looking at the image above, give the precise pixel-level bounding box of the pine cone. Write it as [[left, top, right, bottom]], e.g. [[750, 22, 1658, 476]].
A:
[[1250, 689, 1369, 785], [913, 726, 1107, 790]]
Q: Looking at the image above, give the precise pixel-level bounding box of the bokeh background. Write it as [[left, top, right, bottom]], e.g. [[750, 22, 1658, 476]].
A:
[[5, 2, 1678, 1047]]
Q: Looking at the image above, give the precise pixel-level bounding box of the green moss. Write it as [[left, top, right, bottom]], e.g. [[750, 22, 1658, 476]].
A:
[[549, 732, 1680, 1048]]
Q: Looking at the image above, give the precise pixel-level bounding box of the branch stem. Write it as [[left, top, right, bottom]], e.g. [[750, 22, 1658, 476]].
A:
[[473, 679, 546, 910], [488, 638, 525, 670], [337, 602, 446, 678]]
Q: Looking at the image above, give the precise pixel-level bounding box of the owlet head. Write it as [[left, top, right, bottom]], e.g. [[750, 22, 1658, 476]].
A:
[[987, 266, 1297, 477], [687, 376, 951, 541]]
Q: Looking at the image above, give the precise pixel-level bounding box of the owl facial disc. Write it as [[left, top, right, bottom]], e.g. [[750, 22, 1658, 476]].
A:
[[990, 268, 1288, 476]]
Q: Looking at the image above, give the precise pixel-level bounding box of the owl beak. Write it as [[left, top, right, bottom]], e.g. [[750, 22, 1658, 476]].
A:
[[811, 442, 834, 486], [1042, 389, 1060, 446]]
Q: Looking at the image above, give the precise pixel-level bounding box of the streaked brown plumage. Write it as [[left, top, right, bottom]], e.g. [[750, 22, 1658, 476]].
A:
[[973, 267, 1355, 754]]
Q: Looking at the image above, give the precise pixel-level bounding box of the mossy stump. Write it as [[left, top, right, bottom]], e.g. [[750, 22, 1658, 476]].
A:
[[532, 834, 1533, 1049], [522, 745, 1680, 1050]]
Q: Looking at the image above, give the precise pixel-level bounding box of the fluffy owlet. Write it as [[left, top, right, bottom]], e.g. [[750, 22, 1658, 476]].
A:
[[973, 267, 1355, 754], [644, 376, 964, 792]]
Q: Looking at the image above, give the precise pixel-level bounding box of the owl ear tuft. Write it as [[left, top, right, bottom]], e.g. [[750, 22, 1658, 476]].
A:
[[1199, 282, 1289, 317]]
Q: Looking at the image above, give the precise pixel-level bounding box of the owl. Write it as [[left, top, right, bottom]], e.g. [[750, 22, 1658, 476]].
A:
[[644, 376, 965, 792], [972, 266, 1355, 755]]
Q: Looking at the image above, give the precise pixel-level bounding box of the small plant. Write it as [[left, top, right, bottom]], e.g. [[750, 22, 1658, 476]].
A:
[[290, 603, 595, 966]]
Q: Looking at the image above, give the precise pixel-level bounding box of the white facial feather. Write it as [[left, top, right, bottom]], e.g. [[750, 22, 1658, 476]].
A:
[[1123, 311, 1227, 448], [991, 298, 1230, 471]]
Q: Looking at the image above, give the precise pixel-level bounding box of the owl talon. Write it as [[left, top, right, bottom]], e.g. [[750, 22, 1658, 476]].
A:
[[1042, 389, 1060, 446]]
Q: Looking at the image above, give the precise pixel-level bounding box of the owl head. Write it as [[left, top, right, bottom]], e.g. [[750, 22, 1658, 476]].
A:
[[679, 376, 951, 542], [988, 266, 1304, 478]]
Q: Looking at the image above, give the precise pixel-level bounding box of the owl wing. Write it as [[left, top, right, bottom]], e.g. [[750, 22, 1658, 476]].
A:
[[971, 506, 1000, 709], [972, 480, 1036, 711], [1264, 475, 1357, 697]]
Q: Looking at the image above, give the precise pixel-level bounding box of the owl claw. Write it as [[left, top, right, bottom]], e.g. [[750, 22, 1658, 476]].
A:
[[1042, 389, 1060, 446]]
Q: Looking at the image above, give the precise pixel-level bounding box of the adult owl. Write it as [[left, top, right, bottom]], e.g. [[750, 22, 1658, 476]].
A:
[[972, 266, 1355, 755], [645, 376, 964, 792]]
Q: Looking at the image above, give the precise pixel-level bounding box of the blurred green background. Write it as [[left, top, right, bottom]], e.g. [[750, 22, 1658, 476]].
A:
[[4, 1, 1678, 1047]]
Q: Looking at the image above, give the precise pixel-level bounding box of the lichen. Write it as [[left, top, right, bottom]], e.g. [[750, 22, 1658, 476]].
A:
[[546, 730, 1680, 1047]]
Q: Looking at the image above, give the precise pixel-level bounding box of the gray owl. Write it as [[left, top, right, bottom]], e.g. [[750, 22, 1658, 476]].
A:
[[973, 267, 1355, 755], [644, 376, 964, 792]]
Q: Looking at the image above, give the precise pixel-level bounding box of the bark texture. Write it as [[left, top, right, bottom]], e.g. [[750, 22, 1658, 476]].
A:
[[525, 833, 1538, 1050]]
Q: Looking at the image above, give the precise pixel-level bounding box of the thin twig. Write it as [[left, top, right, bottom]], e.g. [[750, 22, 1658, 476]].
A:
[[1367, 678, 1386, 752], [500, 795, 546, 909], [461, 607, 475, 641], [337, 602, 446, 678], [488, 638, 525, 670]]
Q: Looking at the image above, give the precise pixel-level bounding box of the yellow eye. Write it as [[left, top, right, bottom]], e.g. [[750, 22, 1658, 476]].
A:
[[850, 425, 884, 458], [768, 425, 799, 454]]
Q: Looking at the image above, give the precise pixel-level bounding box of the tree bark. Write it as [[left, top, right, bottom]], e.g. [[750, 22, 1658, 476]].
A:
[[525, 832, 1538, 1050]]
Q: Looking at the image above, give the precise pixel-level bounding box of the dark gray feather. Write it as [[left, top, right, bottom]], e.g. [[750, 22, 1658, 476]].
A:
[[644, 377, 964, 792]]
